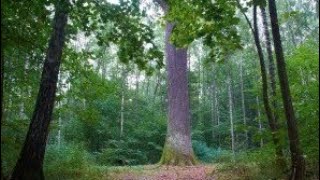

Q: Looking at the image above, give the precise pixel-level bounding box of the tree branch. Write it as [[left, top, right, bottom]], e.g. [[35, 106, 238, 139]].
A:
[[235, 0, 255, 34]]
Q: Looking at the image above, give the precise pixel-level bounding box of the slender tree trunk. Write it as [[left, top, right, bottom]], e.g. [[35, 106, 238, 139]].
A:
[[261, 6, 279, 125], [268, 1, 306, 178], [252, 5, 287, 170], [10, 2, 69, 179], [227, 65, 235, 159], [1, 15, 4, 180], [261, 6, 287, 165], [120, 70, 127, 138], [316, 0, 319, 18], [145, 77, 150, 96], [211, 68, 217, 146], [213, 66, 220, 148], [57, 74, 63, 149], [256, 96, 264, 148], [284, 0, 297, 48], [239, 61, 248, 148], [120, 91, 124, 138], [153, 72, 161, 99], [135, 70, 140, 94], [216, 86, 220, 148], [198, 60, 203, 128], [156, 0, 197, 166]]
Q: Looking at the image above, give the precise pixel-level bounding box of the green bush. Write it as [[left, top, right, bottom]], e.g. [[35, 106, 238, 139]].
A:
[[44, 143, 92, 179]]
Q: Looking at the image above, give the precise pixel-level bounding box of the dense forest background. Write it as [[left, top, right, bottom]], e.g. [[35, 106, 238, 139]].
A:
[[1, 0, 319, 179]]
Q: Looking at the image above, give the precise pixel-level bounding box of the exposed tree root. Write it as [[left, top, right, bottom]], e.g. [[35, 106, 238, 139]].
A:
[[159, 144, 198, 166]]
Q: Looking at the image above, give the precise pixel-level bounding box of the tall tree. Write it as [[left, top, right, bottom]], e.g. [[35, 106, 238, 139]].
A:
[[239, 60, 248, 147], [253, 4, 287, 170], [236, 0, 286, 169], [261, 6, 278, 127], [261, 5, 287, 167], [316, 0, 319, 18], [10, 1, 69, 179], [227, 62, 235, 159], [256, 96, 264, 148], [154, 0, 197, 166], [211, 66, 219, 147], [268, 0, 306, 178], [1, 10, 4, 179], [120, 69, 128, 138]]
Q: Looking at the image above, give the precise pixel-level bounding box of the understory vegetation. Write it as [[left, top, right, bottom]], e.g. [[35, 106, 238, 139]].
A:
[[1, 0, 319, 179]]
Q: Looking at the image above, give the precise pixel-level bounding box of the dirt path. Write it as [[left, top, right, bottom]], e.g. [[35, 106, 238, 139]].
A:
[[105, 165, 217, 180]]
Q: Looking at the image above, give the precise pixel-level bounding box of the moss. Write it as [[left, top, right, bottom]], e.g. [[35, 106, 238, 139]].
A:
[[159, 143, 198, 166]]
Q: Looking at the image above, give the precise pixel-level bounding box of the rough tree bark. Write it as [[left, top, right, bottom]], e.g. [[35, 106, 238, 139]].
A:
[[154, 0, 197, 166], [10, 2, 69, 179], [253, 5, 287, 170], [260, 6, 288, 169], [268, 0, 306, 179], [261, 6, 278, 123]]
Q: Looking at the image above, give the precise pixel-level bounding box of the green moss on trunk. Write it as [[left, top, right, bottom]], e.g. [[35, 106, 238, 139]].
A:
[[159, 144, 198, 166]]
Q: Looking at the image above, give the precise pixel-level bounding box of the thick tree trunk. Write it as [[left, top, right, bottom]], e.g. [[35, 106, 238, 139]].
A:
[[253, 5, 287, 171], [268, 1, 306, 179], [10, 2, 69, 179], [158, 1, 196, 166]]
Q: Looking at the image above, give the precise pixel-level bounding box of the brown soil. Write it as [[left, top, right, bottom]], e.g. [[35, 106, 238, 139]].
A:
[[105, 165, 217, 180]]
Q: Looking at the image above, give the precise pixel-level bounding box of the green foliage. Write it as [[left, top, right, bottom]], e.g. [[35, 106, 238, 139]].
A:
[[96, 139, 148, 166], [44, 144, 107, 180], [165, 0, 241, 61], [287, 40, 319, 178], [1, 0, 319, 178]]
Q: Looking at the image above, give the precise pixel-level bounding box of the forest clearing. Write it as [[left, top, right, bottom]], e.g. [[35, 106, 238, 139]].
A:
[[1, 0, 319, 179]]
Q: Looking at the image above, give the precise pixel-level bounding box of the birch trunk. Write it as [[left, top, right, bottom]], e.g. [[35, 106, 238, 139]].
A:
[[239, 61, 248, 148], [256, 96, 264, 148], [228, 65, 235, 158]]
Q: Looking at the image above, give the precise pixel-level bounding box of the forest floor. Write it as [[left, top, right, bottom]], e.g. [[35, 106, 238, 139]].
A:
[[102, 164, 249, 180]]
